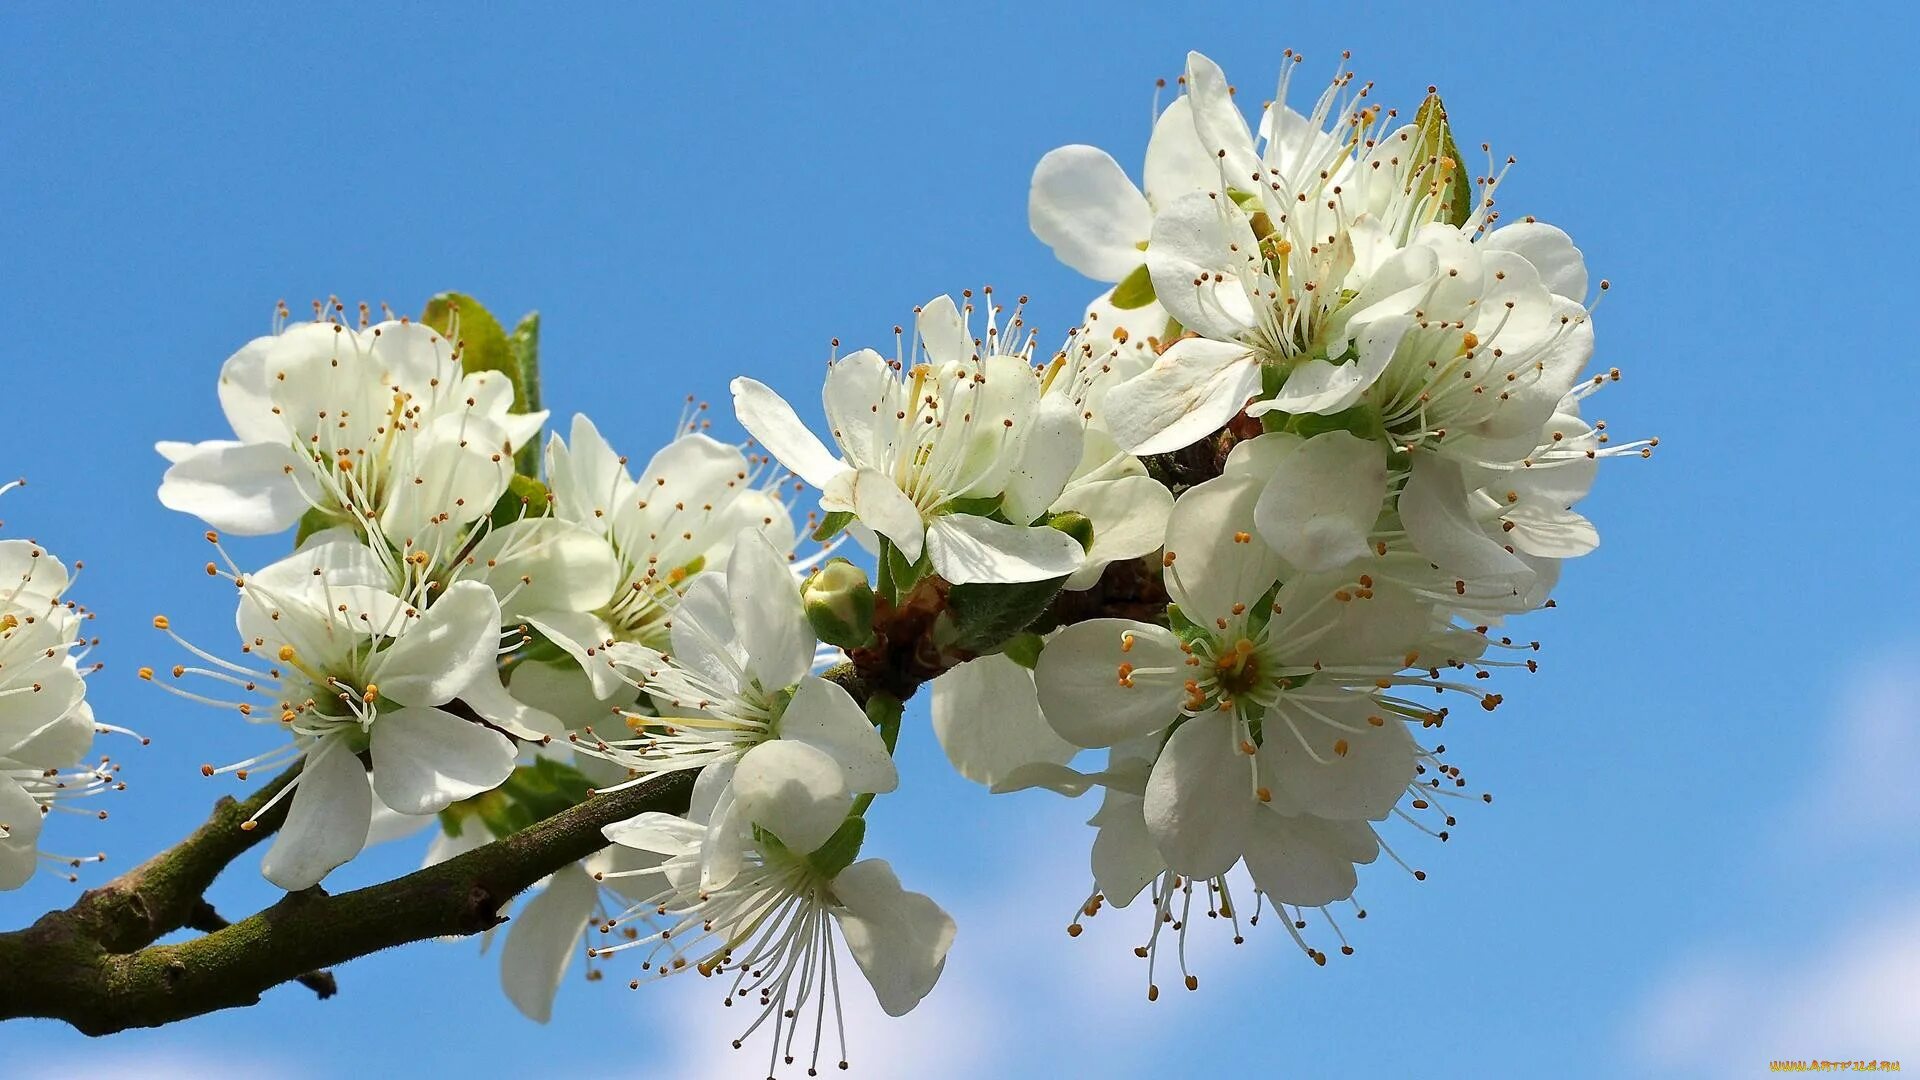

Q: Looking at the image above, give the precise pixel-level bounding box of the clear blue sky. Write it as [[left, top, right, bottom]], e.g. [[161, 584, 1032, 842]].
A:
[[4, 3, 1917, 1077]]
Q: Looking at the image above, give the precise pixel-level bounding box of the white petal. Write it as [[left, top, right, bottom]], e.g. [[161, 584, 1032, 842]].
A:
[[1258, 697, 1417, 820], [666, 574, 745, 694], [1142, 96, 1216, 207], [156, 441, 306, 535], [1055, 473, 1173, 590], [508, 657, 636, 734], [730, 739, 852, 855], [1241, 811, 1376, 907], [546, 414, 632, 528], [467, 519, 618, 622], [915, 295, 974, 367], [0, 773, 45, 852], [1162, 470, 1284, 621], [821, 468, 925, 565], [500, 863, 598, 1023], [1145, 192, 1261, 341], [1183, 51, 1259, 186], [1483, 221, 1588, 302], [833, 859, 956, 1017], [1033, 620, 1183, 747], [377, 581, 502, 708], [602, 810, 706, 856], [999, 395, 1085, 526], [215, 332, 295, 442], [731, 377, 845, 490], [261, 737, 373, 891], [1503, 502, 1599, 558], [1251, 431, 1389, 572], [458, 667, 565, 741], [1259, 313, 1410, 416], [1028, 145, 1152, 281], [925, 514, 1083, 585], [369, 706, 517, 815], [780, 675, 897, 794], [820, 349, 898, 469], [1089, 789, 1162, 907], [931, 654, 1076, 787], [727, 531, 814, 692], [1142, 716, 1254, 879], [525, 611, 621, 698], [1400, 453, 1533, 583], [1102, 337, 1261, 456]]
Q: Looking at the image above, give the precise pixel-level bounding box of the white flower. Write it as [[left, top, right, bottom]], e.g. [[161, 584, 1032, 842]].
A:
[[1029, 87, 1215, 284], [1032, 469, 1483, 880], [157, 317, 546, 539], [577, 531, 897, 877], [150, 537, 555, 890], [732, 293, 1089, 585], [594, 772, 955, 1075], [1, 528, 112, 890], [523, 415, 795, 697]]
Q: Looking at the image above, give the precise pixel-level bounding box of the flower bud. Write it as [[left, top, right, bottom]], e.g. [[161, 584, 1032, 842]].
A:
[[803, 558, 876, 649], [1046, 510, 1095, 553]]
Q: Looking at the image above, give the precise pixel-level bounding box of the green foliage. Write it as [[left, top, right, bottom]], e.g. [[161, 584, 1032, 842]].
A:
[[1412, 92, 1475, 228], [811, 509, 855, 543], [439, 757, 595, 842], [488, 474, 552, 529], [421, 293, 546, 475], [945, 576, 1065, 656]]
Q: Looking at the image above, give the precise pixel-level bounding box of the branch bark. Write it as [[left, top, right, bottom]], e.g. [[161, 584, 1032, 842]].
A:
[[0, 769, 692, 1035]]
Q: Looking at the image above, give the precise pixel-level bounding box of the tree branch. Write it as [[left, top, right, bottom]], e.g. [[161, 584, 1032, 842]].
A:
[[0, 769, 693, 1035]]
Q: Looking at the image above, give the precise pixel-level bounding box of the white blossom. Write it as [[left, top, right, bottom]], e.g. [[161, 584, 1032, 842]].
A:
[[733, 293, 1089, 585], [157, 316, 545, 539]]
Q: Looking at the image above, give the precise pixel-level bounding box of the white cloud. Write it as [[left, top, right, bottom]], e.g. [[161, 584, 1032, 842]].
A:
[[634, 816, 1271, 1077], [1631, 896, 1920, 1076], [22, 1049, 303, 1080], [1795, 656, 1920, 846]]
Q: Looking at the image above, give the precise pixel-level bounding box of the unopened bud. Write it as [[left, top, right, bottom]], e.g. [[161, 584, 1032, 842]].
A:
[[1046, 510, 1095, 553], [802, 558, 875, 650]]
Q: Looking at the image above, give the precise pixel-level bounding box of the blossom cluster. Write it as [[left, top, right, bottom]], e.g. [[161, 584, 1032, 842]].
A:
[[103, 45, 1643, 1076], [0, 480, 115, 890]]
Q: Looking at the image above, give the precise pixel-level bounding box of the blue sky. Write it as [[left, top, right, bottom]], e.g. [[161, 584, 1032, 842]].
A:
[[4, 2, 1918, 1076]]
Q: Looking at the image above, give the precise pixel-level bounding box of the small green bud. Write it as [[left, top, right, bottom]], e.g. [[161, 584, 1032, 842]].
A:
[[1047, 510, 1095, 553], [803, 558, 876, 649]]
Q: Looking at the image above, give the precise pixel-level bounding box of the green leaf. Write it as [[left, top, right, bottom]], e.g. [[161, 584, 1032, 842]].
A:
[[438, 757, 595, 843], [508, 311, 542, 414], [1411, 92, 1474, 228], [489, 474, 552, 529], [1111, 263, 1157, 310], [508, 311, 543, 474], [1000, 631, 1044, 670], [421, 293, 521, 405], [945, 576, 1066, 655]]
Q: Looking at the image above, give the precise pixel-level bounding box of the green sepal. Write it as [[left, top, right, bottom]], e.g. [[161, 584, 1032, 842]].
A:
[[1111, 263, 1157, 310], [1412, 92, 1475, 228], [811, 509, 856, 544], [806, 815, 867, 880], [293, 506, 351, 548], [1166, 603, 1211, 647], [1264, 402, 1388, 443]]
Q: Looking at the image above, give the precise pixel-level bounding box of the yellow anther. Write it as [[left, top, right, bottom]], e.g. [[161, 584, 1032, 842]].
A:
[[152, 615, 171, 631]]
